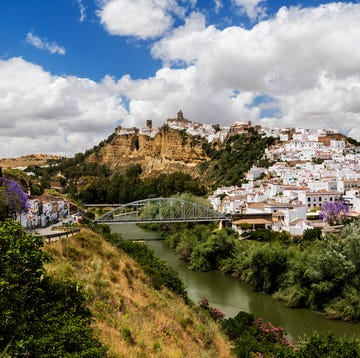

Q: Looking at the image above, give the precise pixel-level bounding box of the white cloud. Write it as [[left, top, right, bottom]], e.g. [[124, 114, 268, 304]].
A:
[[277, 72, 360, 133], [214, 0, 222, 13], [151, 12, 211, 65], [139, 3, 360, 138], [0, 58, 126, 157], [116, 66, 260, 129], [77, 0, 86, 22], [232, 0, 267, 21], [26, 32, 66, 55], [97, 0, 195, 39], [3, 2, 360, 160]]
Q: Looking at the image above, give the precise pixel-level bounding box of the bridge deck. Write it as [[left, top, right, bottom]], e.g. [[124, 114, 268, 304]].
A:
[[92, 197, 230, 224], [95, 218, 229, 224]]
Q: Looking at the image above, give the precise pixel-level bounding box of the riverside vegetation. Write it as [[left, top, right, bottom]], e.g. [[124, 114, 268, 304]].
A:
[[163, 219, 360, 322]]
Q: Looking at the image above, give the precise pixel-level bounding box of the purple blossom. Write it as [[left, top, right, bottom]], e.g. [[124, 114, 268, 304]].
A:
[[320, 200, 349, 225], [0, 177, 29, 219]]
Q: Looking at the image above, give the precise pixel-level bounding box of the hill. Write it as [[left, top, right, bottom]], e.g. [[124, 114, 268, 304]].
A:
[[8, 125, 274, 200], [85, 126, 275, 188], [0, 154, 61, 169], [44, 228, 233, 357]]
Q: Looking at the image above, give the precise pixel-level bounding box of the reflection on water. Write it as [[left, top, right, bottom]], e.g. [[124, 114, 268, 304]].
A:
[[110, 224, 360, 342]]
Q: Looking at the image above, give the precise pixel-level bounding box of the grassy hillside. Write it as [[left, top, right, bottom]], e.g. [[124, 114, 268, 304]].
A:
[[44, 228, 233, 357]]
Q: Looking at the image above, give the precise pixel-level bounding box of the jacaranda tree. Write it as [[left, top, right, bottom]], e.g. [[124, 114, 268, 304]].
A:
[[320, 200, 349, 225], [0, 177, 29, 220]]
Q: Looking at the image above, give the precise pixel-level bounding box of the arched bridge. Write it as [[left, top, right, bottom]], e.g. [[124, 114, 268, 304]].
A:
[[94, 198, 230, 224]]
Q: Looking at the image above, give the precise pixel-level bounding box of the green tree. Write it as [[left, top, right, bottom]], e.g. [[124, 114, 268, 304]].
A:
[[297, 332, 360, 357], [302, 227, 322, 241], [302, 241, 354, 310], [0, 220, 106, 356], [203, 131, 276, 187], [250, 244, 289, 294], [222, 311, 255, 340], [189, 228, 237, 271]]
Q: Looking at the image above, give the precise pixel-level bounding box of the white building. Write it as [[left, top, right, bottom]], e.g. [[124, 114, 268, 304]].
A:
[[337, 179, 360, 194], [298, 190, 341, 209], [342, 190, 360, 212], [308, 179, 338, 193], [246, 167, 266, 181], [20, 196, 71, 229], [330, 140, 345, 150]]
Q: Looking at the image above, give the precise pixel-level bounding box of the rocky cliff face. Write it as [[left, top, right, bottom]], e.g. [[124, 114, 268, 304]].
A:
[[87, 127, 208, 176]]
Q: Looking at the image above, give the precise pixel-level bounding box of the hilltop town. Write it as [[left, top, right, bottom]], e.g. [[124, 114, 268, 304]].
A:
[[4, 110, 360, 235], [116, 110, 360, 236]]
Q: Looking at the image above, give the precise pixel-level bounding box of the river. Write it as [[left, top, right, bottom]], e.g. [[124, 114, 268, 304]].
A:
[[110, 224, 360, 342]]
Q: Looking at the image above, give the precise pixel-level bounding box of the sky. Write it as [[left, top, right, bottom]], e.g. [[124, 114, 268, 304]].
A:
[[0, 0, 360, 158]]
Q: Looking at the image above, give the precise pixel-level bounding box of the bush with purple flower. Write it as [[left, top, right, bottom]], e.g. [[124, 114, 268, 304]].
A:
[[198, 297, 225, 321], [0, 177, 29, 220], [253, 317, 293, 347]]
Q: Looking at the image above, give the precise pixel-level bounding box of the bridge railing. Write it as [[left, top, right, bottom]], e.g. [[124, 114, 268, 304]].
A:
[[93, 198, 229, 224]]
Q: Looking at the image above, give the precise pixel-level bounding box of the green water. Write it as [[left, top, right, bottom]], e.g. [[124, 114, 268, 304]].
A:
[[110, 224, 360, 342]]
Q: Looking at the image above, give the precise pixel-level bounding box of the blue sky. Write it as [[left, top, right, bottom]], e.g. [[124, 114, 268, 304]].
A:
[[0, 0, 359, 157]]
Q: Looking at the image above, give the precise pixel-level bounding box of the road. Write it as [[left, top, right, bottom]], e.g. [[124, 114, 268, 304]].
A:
[[29, 221, 80, 241], [29, 221, 65, 236]]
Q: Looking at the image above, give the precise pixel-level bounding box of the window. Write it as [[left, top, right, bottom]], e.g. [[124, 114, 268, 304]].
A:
[[319, 197, 322, 201], [330, 197, 333, 201], [308, 197, 311, 202]]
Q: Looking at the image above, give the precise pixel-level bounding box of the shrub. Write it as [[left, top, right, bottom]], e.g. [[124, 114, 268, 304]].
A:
[[198, 297, 225, 321], [222, 311, 255, 340], [297, 332, 360, 357]]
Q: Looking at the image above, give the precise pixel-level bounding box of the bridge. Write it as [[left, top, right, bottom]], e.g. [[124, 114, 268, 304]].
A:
[[94, 198, 230, 224]]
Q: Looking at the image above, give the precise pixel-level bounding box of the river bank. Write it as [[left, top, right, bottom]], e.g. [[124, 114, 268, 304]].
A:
[[110, 224, 360, 342]]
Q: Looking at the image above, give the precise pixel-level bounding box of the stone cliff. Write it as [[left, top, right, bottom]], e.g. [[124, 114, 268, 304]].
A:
[[87, 127, 208, 176]]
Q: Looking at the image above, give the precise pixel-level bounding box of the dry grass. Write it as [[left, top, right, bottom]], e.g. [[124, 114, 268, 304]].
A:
[[0, 154, 60, 168], [44, 229, 234, 358]]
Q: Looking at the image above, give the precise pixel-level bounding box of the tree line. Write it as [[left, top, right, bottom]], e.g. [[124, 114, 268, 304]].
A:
[[23, 160, 206, 203], [163, 220, 360, 321]]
